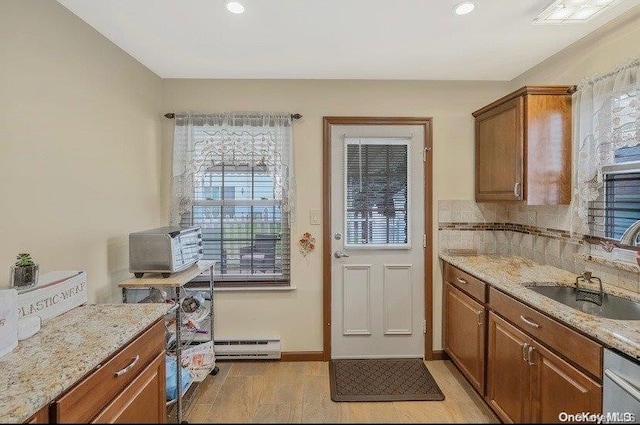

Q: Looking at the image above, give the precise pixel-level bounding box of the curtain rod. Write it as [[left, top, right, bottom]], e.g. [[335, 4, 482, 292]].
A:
[[164, 113, 302, 120]]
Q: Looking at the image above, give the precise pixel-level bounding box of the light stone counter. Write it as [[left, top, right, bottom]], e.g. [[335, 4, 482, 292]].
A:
[[440, 254, 640, 361], [0, 303, 170, 423]]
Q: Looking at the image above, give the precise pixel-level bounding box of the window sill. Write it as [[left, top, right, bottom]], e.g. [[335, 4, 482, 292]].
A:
[[186, 279, 296, 292], [575, 253, 639, 274], [214, 285, 297, 292]]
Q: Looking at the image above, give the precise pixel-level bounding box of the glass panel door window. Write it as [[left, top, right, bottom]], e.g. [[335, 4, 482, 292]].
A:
[[344, 138, 410, 249]]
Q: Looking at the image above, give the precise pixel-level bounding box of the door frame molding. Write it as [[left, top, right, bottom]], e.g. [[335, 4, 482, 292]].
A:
[[322, 116, 434, 361]]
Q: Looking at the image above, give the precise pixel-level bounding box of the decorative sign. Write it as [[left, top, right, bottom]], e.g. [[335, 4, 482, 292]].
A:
[[0, 289, 18, 357], [16, 271, 87, 320]]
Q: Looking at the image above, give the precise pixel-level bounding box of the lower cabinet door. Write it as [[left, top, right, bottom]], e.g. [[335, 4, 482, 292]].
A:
[[444, 283, 486, 393], [531, 342, 602, 424], [92, 353, 166, 424], [486, 312, 531, 423]]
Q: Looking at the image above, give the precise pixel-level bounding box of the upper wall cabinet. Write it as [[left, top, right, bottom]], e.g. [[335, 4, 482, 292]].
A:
[[473, 86, 572, 204]]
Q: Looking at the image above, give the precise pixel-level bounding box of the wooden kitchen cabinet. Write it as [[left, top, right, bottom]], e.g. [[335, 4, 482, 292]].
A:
[[487, 312, 602, 424], [531, 341, 602, 423], [443, 263, 487, 394], [486, 312, 531, 423], [92, 353, 166, 424], [489, 287, 602, 378], [473, 86, 572, 204], [443, 262, 604, 423], [53, 320, 166, 424], [444, 282, 486, 393]]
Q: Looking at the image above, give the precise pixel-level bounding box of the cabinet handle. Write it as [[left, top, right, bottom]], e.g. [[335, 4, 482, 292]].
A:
[[114, 355, 140, 377], [514, 182, 521, 198], [477, 311, 483, 327], [527, 346, 535, 366], [520, 315, 541, 329], [522, 343, 529, 362], [456, 277, 468, 285]]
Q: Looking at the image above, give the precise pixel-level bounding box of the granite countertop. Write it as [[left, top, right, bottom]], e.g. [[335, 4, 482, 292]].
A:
[[440, 254, 640, 361], [0, 303, 170, 423]]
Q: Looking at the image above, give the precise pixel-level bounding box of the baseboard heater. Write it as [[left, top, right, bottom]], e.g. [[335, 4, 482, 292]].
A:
[[214, 337, 281, 360]]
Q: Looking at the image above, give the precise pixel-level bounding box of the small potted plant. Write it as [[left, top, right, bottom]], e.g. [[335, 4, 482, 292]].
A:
[[10, 253, 39, 289]]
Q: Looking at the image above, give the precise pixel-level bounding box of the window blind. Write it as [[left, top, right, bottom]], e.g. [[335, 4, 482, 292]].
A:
[[588, 145, 640, 242], [344, 139, 409, 247]]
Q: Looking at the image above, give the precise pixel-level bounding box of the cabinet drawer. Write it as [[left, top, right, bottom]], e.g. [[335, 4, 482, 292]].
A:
[[445, 263, 487, 303], [92, 352, 166, 424], [489, 287, 602, 378], [55, 319, 165, 423]]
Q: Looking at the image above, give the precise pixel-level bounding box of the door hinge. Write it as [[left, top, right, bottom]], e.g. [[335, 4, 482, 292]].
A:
[[422, 319, 427, 334], [423, 233, 427, 248]]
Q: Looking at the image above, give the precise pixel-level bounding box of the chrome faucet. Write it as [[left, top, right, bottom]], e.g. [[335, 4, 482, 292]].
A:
[[620, 220, 640, 247]]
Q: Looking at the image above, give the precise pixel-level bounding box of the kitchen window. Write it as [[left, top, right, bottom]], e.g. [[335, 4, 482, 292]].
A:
[[574, 58, 638, 246], [170, 113, 294, 287], [601, 145, 640, 240]]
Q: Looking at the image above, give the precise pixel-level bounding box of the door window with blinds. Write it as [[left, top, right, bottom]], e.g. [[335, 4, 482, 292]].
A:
[[171, 113, 293, 286], [344, 138, 410, 248]]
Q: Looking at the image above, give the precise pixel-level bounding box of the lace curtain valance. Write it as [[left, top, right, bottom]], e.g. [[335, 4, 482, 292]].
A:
[[170, 112, 295, 225], [572, 58, 639, 235]]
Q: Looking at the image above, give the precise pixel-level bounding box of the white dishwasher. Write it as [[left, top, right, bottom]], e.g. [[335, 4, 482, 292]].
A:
[[603, 348, 640, 423]]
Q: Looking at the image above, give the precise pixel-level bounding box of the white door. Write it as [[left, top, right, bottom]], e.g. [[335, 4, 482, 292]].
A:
[[331, 125, 425, 359]]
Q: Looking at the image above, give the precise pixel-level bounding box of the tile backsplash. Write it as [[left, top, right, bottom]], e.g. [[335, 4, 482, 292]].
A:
[[437, 200, 639, 293]]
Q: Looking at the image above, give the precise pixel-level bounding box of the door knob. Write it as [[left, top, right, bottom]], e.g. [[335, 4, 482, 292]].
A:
[[334, 251, 350, 258]]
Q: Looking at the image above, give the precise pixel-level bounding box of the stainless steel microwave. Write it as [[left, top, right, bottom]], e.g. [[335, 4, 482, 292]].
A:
[[129, 226, 203, 278]]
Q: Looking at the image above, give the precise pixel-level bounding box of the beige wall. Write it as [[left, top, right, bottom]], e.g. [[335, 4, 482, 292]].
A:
[[511, 5, 640, 89], [0, 0, 163, 303], [162, 79, 509, 351]]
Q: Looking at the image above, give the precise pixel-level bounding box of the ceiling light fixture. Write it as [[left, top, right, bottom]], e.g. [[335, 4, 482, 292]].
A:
[[454, 2, 477, 15], [226, 1, 245, 14], [533, 0, 623, 24]]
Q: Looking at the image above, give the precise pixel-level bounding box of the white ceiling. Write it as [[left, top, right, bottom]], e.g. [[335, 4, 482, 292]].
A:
[[56, 0, 639, 80]]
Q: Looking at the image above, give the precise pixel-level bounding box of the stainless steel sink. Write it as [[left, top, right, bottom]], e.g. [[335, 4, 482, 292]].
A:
[[526, 285, 640, 320]]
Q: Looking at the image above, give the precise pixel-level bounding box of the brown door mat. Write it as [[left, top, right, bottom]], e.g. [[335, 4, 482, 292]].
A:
[[329, 358, 445, 402]]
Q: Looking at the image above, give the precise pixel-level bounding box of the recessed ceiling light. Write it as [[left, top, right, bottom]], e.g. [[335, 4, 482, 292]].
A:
[[454, 2, 477, 15], [533, 0, 622, 24], [226, 1, 245, 14]]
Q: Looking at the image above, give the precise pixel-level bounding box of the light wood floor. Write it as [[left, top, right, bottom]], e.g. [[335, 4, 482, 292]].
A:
[[183, 360, 499, 423]]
